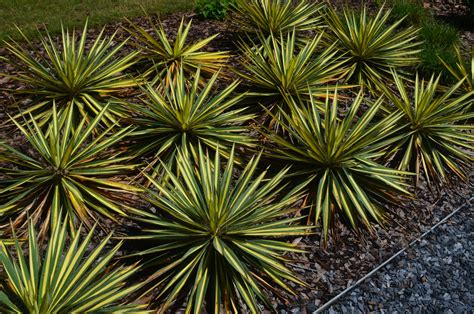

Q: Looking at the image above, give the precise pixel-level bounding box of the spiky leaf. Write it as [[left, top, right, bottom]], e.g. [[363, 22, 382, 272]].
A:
[[265, 89, 411, 242], [0, 105, 141, 235], [1, 21, 139, 128], [0, 218, 146, 312], [128, 146, 310, 312]]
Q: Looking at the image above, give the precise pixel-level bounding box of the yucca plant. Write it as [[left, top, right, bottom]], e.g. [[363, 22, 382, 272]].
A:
[[238, 30, 346, 103], [128, 146, 310, 312], [1, 21, 139, 127], [232, 0, 324, 36], [0, 105, 141, 235], [324, 5, 421, 86], [439, 45, 473, 95], [125, 17, 229, 86], [380, 71, 474, 185], [264, 90, 411, 241], [126, 68, 254, 169], [0, 218, 145, 312]]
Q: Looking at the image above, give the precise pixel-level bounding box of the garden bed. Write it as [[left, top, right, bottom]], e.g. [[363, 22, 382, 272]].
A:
[[0, 1, 473, 312]]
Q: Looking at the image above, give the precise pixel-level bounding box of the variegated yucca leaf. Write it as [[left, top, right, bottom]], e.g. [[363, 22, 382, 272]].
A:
[[265, 90, 411, 242], [439, 46, 473, 113], [324, 5, 421, 86], [232, 0, 324, 36], [1, 21, 139, 128], [125, 17, 229, 86], [126, 68, 255, 171], [128, 146, 311, 312], [0, 105, 141, 236], [0, 232, 15, 246], [380, 70, 474, 185], [238, 30, 347, 103], [0, 218, 146, 313]]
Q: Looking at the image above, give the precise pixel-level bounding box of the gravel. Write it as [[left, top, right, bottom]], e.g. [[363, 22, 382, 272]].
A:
[[321, 195, 473, 313]]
